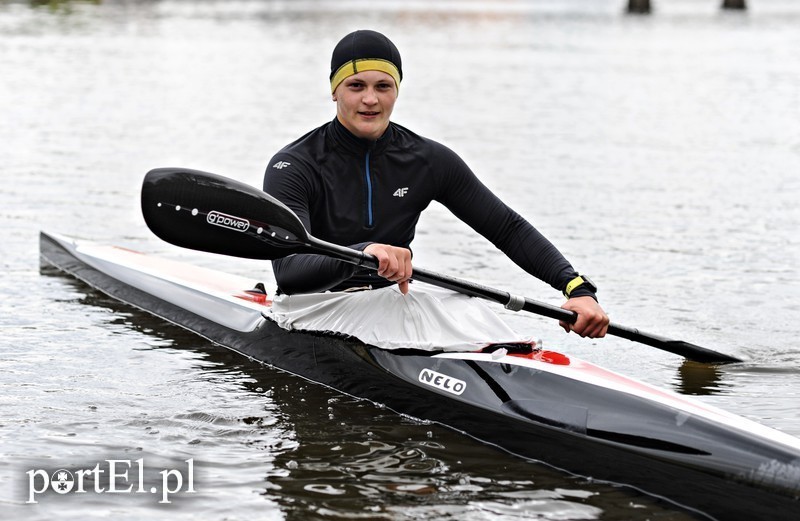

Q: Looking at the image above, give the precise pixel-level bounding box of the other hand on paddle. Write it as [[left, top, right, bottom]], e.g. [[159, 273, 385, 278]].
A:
[[364, 243, 413, 294], [560, 296, 609, 338]]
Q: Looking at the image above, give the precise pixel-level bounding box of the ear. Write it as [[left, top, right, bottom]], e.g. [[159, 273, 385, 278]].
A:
[[332, 95, 338, 102]]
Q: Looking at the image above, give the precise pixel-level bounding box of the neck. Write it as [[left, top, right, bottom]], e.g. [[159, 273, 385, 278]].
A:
[[332, 117, 392, 153], [335, 114, 390, 142]]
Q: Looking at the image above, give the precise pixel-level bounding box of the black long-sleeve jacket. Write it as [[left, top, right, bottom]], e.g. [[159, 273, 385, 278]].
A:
[[264, 118, 592, 298]]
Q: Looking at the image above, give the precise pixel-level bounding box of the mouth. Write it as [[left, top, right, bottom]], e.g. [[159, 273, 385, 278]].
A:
[[359, 111, 380, 118]]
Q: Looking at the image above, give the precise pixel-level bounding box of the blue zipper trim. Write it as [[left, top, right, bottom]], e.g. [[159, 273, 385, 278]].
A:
[[365, 150, 374, 227]]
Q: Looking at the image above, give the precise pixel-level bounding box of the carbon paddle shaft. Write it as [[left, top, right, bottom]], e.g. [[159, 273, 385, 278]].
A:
[[405, 267, 742, 364], [141, 167, 743, 364]]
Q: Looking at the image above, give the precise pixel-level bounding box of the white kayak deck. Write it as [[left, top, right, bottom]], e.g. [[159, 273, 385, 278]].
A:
[[55, 233, 528, 351]]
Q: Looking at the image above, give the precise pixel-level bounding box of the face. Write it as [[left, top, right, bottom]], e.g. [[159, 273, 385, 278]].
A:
[[333, 70, 398, 141]]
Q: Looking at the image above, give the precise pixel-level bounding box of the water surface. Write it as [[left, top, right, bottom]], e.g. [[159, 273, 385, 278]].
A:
[[2, 1, 799, 519]]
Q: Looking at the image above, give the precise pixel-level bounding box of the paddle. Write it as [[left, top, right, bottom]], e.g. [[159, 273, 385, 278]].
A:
[[141, 167, 742, 364]]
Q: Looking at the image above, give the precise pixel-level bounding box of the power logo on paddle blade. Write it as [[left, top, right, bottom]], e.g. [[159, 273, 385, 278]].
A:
[[418, 368, 466, 396], [206, 211, 250, 232]]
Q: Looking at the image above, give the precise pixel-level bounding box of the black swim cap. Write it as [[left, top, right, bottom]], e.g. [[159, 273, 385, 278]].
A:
[[330, 30, 402, 93]]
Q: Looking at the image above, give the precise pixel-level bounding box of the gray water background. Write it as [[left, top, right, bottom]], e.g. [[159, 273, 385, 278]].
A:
[[1, 0, 799, 519]]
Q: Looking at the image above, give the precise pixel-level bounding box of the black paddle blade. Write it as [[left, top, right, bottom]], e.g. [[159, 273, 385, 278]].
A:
[[607, 324, 743, 364], [141, 167, 309, 260], [660, 340, 742, 364]]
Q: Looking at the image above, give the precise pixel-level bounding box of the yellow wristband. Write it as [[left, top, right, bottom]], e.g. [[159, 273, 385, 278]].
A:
[[564, 276, 586, 298]]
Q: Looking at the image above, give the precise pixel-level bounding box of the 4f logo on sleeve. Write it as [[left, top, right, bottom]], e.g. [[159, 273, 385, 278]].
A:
[[393, 187, 409, 197], [272, 161, 291, 170]]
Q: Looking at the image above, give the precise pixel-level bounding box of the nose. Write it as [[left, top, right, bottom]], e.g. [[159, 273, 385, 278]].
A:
[[362, 87, 378, 105]]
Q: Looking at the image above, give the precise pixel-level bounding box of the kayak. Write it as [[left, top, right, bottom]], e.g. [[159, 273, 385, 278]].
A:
[[39, 230, 800, 520]]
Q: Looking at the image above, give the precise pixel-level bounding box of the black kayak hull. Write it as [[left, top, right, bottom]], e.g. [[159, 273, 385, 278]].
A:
[[39, 231, 800, 520]]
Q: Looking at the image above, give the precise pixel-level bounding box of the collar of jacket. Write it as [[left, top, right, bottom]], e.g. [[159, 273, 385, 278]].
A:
[[328, 117, 394, 156]]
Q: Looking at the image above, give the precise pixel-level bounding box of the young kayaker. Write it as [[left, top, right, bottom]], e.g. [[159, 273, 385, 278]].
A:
[[264, 29, 609, 338]]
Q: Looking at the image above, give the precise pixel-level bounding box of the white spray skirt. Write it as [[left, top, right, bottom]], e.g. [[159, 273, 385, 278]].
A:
[[267, 283, 529, 351]]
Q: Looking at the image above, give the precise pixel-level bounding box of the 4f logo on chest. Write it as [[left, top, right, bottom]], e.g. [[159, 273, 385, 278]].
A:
[[393, 187, 409, 198]]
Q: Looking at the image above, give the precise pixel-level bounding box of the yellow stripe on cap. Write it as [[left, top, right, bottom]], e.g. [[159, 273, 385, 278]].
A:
[[330, 58, 401, 93]]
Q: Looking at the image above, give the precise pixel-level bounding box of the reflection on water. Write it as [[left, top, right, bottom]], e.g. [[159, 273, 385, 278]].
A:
[[674, 360, 728, 396]]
